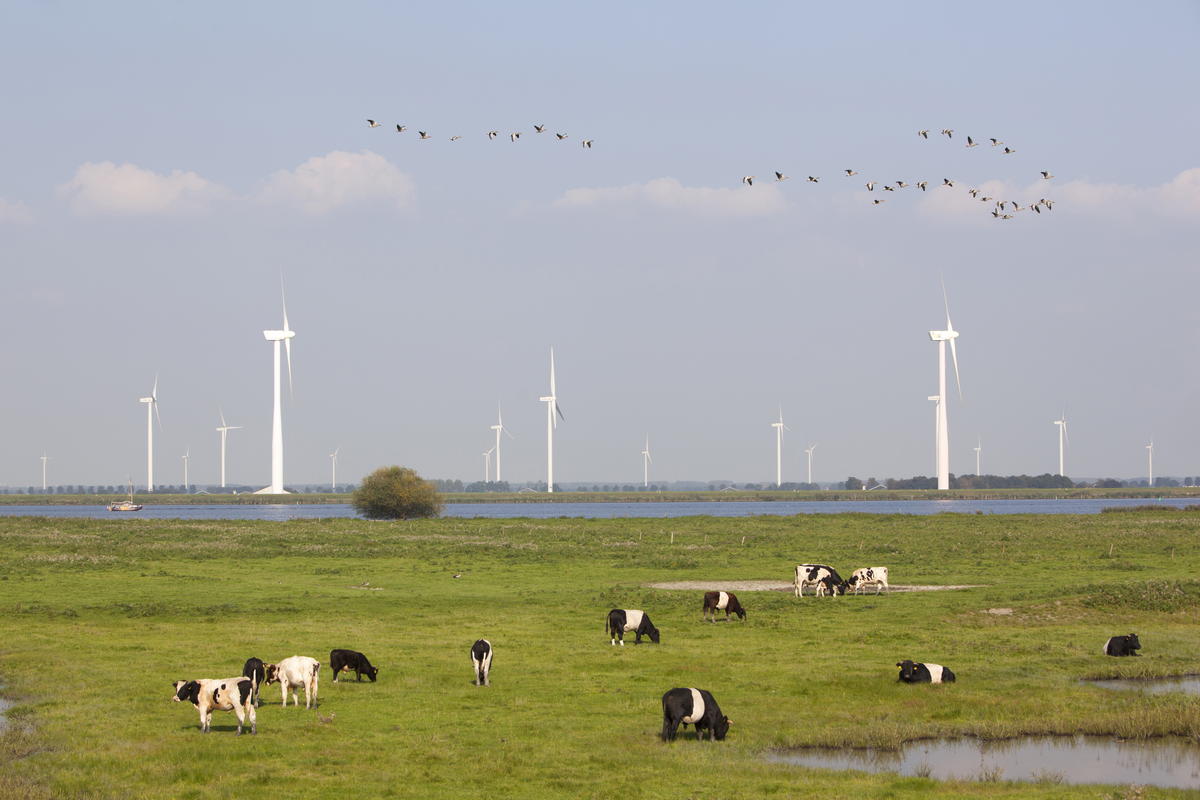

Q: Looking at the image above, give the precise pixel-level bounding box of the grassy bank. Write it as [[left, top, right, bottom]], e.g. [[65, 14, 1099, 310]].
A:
[[1, 512, 1198, 798]]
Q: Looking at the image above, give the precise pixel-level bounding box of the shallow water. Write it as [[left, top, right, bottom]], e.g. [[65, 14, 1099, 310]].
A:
[[1086, 676, 1200, 696], [769, 735, 1200, 789], [0, 695, 10, 732]]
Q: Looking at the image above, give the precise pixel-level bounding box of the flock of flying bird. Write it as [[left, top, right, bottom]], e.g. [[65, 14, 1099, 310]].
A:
[[741, 128, 1057, 220], [366, 118, 594, 148]]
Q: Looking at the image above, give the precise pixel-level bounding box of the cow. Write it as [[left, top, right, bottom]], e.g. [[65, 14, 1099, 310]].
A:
[[661, 687, 730, 741], [896, 660, 956, 684], [606, 609, 660, 645], [172, 677, 256, 735], [702, 591, 746, 622], [242, 657, 265, 707], [1103, 633, 1141, 657], [330, 649, 379, 682], [793, 564, 847, 597], [847, 566, 890, 595], [471, 639, 493, 686], [265, 655, 321, 708]]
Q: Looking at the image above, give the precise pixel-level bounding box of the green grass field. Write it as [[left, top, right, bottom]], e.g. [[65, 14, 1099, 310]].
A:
[[1, 512, 1198, 799]]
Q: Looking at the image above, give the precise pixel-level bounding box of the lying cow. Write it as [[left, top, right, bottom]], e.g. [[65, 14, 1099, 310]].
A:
[[847, 566, 890, 595], [896, 660, 956, 684], [265, 655, 321, 708], [1103, 633, 1141, 657], [661, 687, 730, 741], [330, 649, 379, 682], [471, 639, 493, 687], [172, 677, 256, 735], [606, 609, 660, 645], [702, 591, 746, 622], [794, 564, 847, 597], [242, 657, 265, 707]]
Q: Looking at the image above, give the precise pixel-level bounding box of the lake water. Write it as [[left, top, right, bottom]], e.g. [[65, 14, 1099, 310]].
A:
[[1086, 676, 1200, 696], [0, 497, 1193, 520]]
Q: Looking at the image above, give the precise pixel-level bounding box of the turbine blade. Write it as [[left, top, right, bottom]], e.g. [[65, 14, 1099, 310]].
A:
[[219, 406, 227, 428], [555, 402, 564, 423], [152, 374, 159, 401], [549, 347, 557, 397], [285, 337, 294, 397], [949, 337, 963, 400], [154, 399, 162, 430]]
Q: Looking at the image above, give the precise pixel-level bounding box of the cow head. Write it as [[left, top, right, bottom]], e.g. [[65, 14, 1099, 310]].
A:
[[263, 664, 280, 685], [172, 680, 201, 704], [713, 715, 731, 740], [366, 665, 379, 682], [646, 623, 661, 644], [1126, 633, 1141, 652], [896, 661, 916, 682], [732, 603, 746, 620]]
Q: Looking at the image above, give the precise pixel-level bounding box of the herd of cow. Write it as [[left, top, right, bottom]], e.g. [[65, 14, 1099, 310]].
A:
[[171, 562, 1144, 740]]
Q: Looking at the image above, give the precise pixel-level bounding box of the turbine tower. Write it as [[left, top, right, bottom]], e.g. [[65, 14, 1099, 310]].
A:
[[927, 283, 963, 490], [257, 287, 295, 495], [974, 437, 982, 476], [538, 348, 564, 492], [330, 447, 339, 492], [215, 408, 242, 489], [928, 396, 941, 476], [1146, 440, 1154, 487], [771, 406, 790, 487], [804, 444, 817, 486], [489, 406, 514, 482], [139, 375, 161, 491], [483, 447, 494, 483], [181, 447, 190, 493], [641, 435, 652, 488], [1053, 413, 1069, 476], [40, 453, 49, 491]]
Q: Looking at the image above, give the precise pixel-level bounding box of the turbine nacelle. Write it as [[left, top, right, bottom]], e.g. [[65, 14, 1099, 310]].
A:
[[928, 329, 959, 342], [262, 329, 296, 341]]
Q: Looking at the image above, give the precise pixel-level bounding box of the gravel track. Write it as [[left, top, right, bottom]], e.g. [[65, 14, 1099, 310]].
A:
[[644, 580, 984, 592]]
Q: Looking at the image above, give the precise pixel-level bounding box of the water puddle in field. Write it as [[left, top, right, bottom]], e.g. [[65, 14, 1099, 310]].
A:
[[0, 695, 10, 732], [768, 736, 1200, 789], [1085, 675, 1200, 696]]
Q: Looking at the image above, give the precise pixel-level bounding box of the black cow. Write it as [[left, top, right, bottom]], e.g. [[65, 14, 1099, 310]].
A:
[[1103, 633, 1141, 657], [330, 649, 379, 682], [896, 660, 955, 684], [242, 657, 265, 707], [606, 609, 660, 645], [661, 687, 730, 741], [702, 591, 746, 622], [471, 639, 493, 686]]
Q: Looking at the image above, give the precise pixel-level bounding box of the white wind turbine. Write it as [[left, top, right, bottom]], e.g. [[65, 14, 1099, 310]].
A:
[[771, 406, 790, 487], [483, 447, 494, 483], [804, 443, 817, 486], [256, 286, 295, 494], [181, 447, 190, 493], [489, 406, 514, 482], [538, 348, 564, 492], [974, 437, 982, 476], [928, 283, 963, 490], [641, 435, 652, 488], [139, 375, 161, 491], [40, 453, 49, 491], [215, 408, 242, 489], [1146, 439, 1154, 487], [928, 396, 941, 476], [1053, 412, 1069, 476]]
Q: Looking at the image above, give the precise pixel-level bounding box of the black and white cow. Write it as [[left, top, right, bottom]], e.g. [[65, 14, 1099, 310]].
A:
[[606, 609, 660, 645], [793, 564, 847, 597], [242, 657, 265, 707], [1103, 633, 1141, 657], [471, 639, 493, 686], [847, 566, 890, 595], [896, 660, 956, 684], [661, 687, 730, 741], [330, 649, 379, 682], [702, 591, 746, 622], [172, 677, 256, 735]]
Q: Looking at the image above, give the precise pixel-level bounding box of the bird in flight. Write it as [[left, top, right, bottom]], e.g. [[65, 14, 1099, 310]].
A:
[[742, 176, 755, 186], [581, 139, 593, 148], [367, 119, 381, 128], [510, 132, 521, 142], [534, 124, 545, 133], [941, 129, 954, 138], [965, 136, 978, 147], [873, 198, 886, 205], [419, 131, 431, 139], [775, 171, 789, 181], [845, 169, 858, 176], [895, 180, 908, 189], [488, 130, 499, 140], [917, 181, 928, 191], [807, 176, 820, 183], [990, 138, 1004, 147], [865, 181, 875, 191], [1040, 171, 1054, 180], [943, 178, 954, 187], [395, 124, 406, 133], [449, 135, 462, 141], [555, 133, 568, 140], [918, 130, 929, 139], [1003, 146, 1017, 154]]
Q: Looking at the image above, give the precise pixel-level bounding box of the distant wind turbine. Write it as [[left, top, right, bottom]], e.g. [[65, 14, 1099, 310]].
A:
[[1053, 412, 1069, 477], [928, 281, 963, 490], [804, 443, 817, 485], [483, 447, 494, 483], [641, 435, 652, 488], [139, 375, 161, 491], [538, 348, 564, 492], [40, 453, 49, 491], [490, 406, 514, 482], [181, 447, 190, 493], [1146, 440, 1154, 487], [973, 437, 982, 476], [215, 408, 242, 489], [256, 283, 295, 494], [771, 406, 790, 487], [330, 447, 340, 492]]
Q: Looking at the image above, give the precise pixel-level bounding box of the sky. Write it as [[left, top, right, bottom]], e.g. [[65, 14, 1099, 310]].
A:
[[1, 1, 1198, 489]]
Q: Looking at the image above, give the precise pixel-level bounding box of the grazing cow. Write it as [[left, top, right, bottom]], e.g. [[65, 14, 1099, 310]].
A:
[[793, 564, 847, 597], [847, 566, 890, 595], [330, 649, 379, 682], [265, 655, 321, 708], [661, 687, 730, 741], [1103, 633, 1141, 657], [702, 591, 746, 622], [242, 657, 265, 707], [896, 660, 956, 684], [606, 609, 660, 645], [172, 677, 256, 735], [471, 639, 493, 686]]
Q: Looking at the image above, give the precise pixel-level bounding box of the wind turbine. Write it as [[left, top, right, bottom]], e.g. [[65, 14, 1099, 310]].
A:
[[641, 435, 652, 488], [1146, 440, 1154, 487], [771, 406, 790, 487], [256, 285, 295, 494], [538, 348, 564, 492], [40, 453, 49, 491], [181, 447, 190, 493], [804, 443, 817, 485], [928, 396, 941, 476], [927, 282, 963, 490], [973, 437, 982, 476], [330, 447, 339, 492], [483, 447, 494, 483], [489, 406, 514, 482], [1053, 412, 1069, 477], [215, 408, 242, 489], [139, 375, 161, 491]]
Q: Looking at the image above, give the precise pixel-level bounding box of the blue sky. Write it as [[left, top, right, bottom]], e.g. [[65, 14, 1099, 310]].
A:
[[1, 1, 1197, 487]]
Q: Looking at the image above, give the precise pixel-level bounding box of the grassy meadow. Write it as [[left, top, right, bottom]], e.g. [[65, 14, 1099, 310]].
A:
[[0, 511, 1198, 799]]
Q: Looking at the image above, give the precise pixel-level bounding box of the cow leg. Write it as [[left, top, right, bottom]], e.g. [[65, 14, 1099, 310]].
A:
[[248, 701, 257, 734], [662, 716, 680, 741], [233, 703, 246, 736]]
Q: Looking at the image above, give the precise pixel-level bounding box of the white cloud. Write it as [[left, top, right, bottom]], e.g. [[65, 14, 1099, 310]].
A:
[[255, 150, 415, 215], [556, 177, 786, 218], [0, 197, 33, 224], [58, 161, 226, 216]]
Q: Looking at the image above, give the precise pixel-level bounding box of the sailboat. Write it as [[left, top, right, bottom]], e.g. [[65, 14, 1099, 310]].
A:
[[108, 479, 143, 512]]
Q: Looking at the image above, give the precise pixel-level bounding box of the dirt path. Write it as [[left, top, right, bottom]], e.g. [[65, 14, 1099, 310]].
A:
[[644, 580, 985, 593]]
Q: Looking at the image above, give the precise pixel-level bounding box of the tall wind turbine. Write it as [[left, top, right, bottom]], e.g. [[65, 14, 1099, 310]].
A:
[[804, 443, 817, 486], [641, 435, 652, 488], [215, 408, 242, 489], [482, 447, 494, 483], [40, 453, 49, 491], [973, 437, 982, 476], [927, 283, 963, 490], [489, 406, 514, 482], [139, 375, 161, 491], [330, 447, 339, 492], [1146, 440, 1154, 487], [181, 447, 190, 493], [257, 286, 295, 494], [771, 406, 790, 487], [1053, 413, 1069, 476], [538, 348, 564, 492]]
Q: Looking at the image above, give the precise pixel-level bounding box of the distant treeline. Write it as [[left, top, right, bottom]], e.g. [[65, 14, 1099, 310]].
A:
[[845, 474, 1200, 490]]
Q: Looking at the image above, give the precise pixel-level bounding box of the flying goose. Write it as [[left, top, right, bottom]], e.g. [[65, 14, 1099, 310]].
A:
[[807, 176, 820, 183], [845, 169, 858, 176], [555, 133, 568, 140], [1040, 171, 1054, 180], [775, 171, 789, 181], [581, 139, 593, 148], [917, 181, 928, 191], [510, 132, 521, 142], [534, 124, 545, 133], [395, 124, 407, 133], [488, 130, 499, 140], [742, 176, 755, 186], [418, 131, 431, 139], [1003, 146, 1016, 154], [989, 138, 1003, 147], [942, 178, 954, 187], [873, 198, 886, 204], [941, 128, 954, 138], [965, 136, 978, 147], [367, 119, 381, 128], [918, 129, 929, 139], [449, 135, 462, 141], [865, 181, 875, 191]]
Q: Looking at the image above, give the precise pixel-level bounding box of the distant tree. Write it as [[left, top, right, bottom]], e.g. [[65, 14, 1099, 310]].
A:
[[352, 466, 443, 520], [844, 476, 863, 491], [1095, 478, 1122, 488]]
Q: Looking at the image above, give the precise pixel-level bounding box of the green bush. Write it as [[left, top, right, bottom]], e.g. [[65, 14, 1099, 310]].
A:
[[352, 465, 444, 520]]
